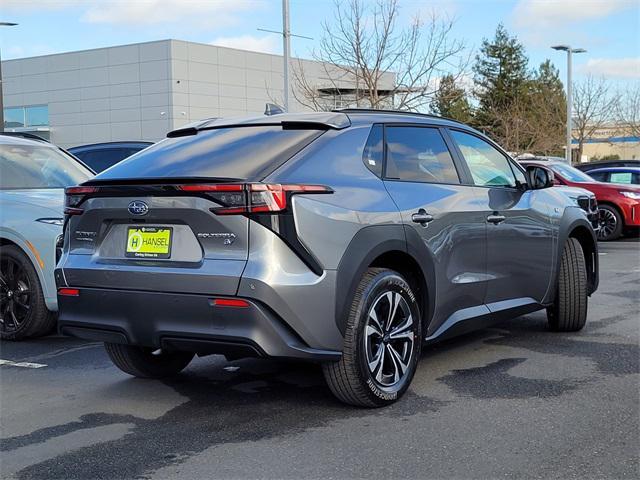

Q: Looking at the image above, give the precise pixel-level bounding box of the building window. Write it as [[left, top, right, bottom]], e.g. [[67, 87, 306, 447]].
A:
[[3, 105, 49, 128], [4, 107, 25, 128]]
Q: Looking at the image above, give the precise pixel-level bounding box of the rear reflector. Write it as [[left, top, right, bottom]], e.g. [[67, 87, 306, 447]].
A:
[[58, 288, 80, 297], [63, 207, 85, 216], [211, 298, 250, 308]]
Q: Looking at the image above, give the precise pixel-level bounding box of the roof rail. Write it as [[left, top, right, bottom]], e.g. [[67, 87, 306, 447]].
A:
[[332, 108, 467, 126]]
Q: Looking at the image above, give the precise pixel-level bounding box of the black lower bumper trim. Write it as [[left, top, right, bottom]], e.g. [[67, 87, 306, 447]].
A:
[[57, 287, 341, 362]]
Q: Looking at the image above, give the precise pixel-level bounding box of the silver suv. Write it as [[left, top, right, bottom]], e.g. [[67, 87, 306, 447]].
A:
[[56, 110, 598, 407]]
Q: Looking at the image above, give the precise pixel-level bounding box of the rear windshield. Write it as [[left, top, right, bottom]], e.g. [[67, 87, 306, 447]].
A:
[[0, 144, 92, 190], [95, 126, 323, 182]]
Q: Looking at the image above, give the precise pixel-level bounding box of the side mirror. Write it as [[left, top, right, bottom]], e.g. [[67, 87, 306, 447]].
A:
[[526, 166, 554, 189]]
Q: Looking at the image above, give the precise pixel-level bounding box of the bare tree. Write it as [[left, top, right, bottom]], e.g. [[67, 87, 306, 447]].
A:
[[292, 0, 467, 112], [614, 83, 640, 138], [572, 76, 617, 161]]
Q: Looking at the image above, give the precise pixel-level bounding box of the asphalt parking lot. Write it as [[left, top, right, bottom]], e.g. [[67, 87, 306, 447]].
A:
[[1, 238, 638, 480]]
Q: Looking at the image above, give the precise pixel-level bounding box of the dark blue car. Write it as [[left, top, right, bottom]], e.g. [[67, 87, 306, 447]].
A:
[[68, 141, 153, 173], [587, 167, 640, 185]]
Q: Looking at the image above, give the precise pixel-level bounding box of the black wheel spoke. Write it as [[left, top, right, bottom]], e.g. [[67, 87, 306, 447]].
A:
[[14, 297, 30, 310]]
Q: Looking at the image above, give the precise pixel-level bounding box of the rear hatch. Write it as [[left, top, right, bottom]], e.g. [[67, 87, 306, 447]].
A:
[[59, 123, 328, 295]]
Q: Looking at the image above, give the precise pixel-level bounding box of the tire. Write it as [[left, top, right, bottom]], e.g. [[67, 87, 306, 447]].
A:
[[547, 238, 588, 332], [323, 268, 422, 407], [104, 343, 194, 378], [0, 245, 56, 340], [597, 204, 623, 241]]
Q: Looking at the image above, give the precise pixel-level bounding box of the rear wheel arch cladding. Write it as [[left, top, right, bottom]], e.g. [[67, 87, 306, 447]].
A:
[[334, 224, 435, 336]]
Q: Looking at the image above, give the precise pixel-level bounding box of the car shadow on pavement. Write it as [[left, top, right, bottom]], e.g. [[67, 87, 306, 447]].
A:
[[4, 312, 638, 480]]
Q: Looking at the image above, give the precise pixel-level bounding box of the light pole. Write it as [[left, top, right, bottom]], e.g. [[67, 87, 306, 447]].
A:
[[282, 0, 290, 112], [0, 22, 19, 133], [552, 45, 586, 164], [258, 0, 311, 112]]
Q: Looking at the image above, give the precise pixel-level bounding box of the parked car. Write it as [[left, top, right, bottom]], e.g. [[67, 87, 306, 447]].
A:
[[68, 141, 153, 173], [56, 110, 598, 407], [554, 186, 600, 231], [587, 167, 640, 185], [574, 159, 639, 172], [518, 159, 640, 241], [0, 134, 93, 340]]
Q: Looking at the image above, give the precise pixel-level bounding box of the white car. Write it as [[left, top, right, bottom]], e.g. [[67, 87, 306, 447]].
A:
[[0, 134, 93, 340]]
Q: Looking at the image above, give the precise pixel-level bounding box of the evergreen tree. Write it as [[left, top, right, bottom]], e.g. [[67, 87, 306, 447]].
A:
[[472, 24, 529, 148], [527, 60, 566, 154], [430, 74, 472, 123]]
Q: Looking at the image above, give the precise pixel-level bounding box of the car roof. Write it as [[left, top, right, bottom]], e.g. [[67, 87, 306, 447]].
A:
[[166, 109, 478, 138], [518, 159, 565, 167], [69, 141, 153, 152], [588, 166, 640, 173]]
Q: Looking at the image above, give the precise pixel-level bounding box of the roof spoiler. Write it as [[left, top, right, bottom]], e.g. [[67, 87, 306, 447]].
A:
[[167, 112, 350, 138]]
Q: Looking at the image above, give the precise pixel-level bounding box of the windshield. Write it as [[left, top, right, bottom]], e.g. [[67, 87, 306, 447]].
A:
[[550, 163, 595, 183], [0, 144, 92, 190]]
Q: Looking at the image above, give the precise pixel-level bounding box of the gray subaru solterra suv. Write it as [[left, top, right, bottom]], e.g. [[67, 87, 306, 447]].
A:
[[55, 110, 598, 407]]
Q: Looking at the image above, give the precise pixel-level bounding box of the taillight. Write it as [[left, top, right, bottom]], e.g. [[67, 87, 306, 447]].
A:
[[64, 186, 98, 215], [177, 183, 332, 215]]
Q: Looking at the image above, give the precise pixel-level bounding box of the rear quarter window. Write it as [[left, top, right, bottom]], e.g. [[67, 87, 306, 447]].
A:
[[95, 126, 323, 181]]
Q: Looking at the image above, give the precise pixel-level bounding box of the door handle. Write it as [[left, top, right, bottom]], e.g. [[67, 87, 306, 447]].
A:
[[412, 210, 434, 226], [487, 213, 506, 224]]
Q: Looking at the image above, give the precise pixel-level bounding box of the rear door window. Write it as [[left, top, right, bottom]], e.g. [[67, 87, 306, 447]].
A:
[[362, 124, 383, 177], [96, 126, 323, 181], [609, 172, 633, 184], [385, 126, 459, 184]]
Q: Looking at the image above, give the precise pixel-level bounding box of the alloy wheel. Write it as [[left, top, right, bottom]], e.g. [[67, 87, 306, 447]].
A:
[[364, 290, 415, 388], [597, 207, 617, 241], [0, 257, 32, 333]]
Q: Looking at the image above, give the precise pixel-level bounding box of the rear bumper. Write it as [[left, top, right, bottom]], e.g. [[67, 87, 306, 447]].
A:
[[57, 287, 341, 362]]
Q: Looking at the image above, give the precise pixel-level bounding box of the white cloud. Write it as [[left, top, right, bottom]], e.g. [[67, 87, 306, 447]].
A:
[[80, 0, 261, 28], [512, 0, 635, 27], [210, 35, 279, 54], [511, 0, 637, 47], [0, 0, 80, 12], [579, 58, 640, 79]]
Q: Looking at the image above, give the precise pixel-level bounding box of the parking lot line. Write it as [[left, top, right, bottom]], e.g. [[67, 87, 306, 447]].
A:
[[0, 359, 48, 369]]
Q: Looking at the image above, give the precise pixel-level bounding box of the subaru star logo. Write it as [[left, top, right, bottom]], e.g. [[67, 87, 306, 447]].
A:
[[128, 201, 149, 216]]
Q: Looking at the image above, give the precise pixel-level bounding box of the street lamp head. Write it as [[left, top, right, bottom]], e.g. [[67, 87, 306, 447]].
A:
[[551, 45, 570, 51], [0, 22, 18, 27], [573, 48, 587, 54]]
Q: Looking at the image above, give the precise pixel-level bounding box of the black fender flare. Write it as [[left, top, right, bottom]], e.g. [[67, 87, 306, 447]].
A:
[[545, 208, 599, 303], [334, 224, 436, 335]]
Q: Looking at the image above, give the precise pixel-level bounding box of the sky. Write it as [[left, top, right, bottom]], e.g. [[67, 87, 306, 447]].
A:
[[1, 0, 639, 87]]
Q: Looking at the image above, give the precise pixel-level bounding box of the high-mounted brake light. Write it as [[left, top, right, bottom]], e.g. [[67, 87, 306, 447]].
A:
[[177, 183, 332, 215]]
